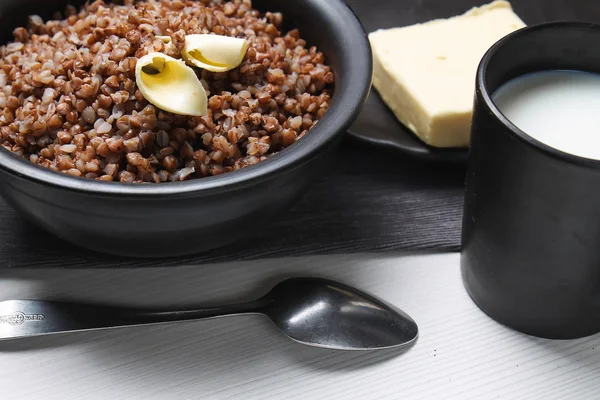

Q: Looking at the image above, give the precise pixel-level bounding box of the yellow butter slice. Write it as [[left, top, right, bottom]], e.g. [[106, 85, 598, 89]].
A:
[[182, 34, 248, 73], [135, 52, 208, 117]]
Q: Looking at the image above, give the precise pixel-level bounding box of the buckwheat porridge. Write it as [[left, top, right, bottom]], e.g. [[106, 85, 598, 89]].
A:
[[0, 0, 333, 183]]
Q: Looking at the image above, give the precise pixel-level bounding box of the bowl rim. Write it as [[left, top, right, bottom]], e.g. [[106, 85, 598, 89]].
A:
[[478, 21, 600, 168], [0, 0, 373, 197]]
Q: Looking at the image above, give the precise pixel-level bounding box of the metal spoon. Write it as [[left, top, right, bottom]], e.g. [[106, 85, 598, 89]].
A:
[[0, 277, 418, 350]]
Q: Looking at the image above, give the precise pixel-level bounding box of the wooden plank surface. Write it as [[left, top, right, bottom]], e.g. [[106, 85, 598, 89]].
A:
[[2, 1, 600, 399], [0, 139, 465, 268], [1, 0, 598, 268], [1, 253, 599, 399]]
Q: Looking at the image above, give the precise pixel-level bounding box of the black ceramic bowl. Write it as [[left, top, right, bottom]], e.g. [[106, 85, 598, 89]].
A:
[[0, 0, 372, 258]]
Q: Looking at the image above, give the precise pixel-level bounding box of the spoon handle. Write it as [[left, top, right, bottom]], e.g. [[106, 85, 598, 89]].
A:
[[0, 299, 267, 341]]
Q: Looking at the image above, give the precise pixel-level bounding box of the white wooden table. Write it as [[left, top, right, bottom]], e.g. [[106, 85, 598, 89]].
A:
[[1, 252, 599, 400]]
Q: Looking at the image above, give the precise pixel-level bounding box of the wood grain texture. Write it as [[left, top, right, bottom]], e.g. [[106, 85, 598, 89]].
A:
[[0, 0, 599, 269], [0, 140, 465, 268], [1, 253, 599, 400]]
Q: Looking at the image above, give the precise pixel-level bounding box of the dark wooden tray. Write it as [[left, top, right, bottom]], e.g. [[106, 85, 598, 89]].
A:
[[2, 0, 597, 268], [0, 138, 465, 268]]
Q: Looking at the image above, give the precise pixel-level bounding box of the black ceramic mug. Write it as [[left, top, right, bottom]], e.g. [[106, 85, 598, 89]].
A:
[[462, 22, 600, 339]]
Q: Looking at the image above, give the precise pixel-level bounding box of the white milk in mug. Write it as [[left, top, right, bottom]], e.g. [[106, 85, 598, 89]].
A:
[[493, 69, 600, 160]]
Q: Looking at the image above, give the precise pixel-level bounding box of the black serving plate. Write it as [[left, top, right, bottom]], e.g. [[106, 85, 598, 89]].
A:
[[349, 90, 468, 164], [345, 0, 600, 164]]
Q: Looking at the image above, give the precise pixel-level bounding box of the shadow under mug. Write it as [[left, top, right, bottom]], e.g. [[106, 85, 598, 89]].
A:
[[462, 22, 600, 339]]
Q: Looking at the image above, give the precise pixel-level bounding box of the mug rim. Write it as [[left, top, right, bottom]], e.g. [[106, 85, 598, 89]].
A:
[[478, 21, 600, 168]]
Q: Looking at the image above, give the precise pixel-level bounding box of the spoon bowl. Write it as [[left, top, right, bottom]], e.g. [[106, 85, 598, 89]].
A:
[[264, 278, 418, 350], [0, 278, 418, 351]]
